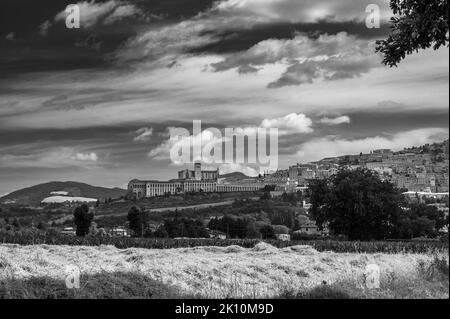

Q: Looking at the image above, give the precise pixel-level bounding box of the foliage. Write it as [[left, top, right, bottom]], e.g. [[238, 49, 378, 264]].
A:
[[281, 191, 303, 204], [73, 204, 94, 237], [208, 215, 250, 238], [309, 168, 405, 240], [260, 192, 271, 200], [259, 225, 275, 239], [376, 0, 449, 67], [127, 206, 148, 237], [272, 225, 290, 235], [157, 218, 209, 238]]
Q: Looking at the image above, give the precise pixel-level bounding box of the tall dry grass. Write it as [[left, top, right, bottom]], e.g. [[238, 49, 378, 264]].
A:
[[0, 243, 448, 299]]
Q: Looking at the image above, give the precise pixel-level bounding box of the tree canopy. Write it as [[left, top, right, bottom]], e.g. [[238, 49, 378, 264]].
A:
[[309, 168, 448, 240], [73, 204, 94, 237], [376, 0, 449, 67], [127, 206, 148, 237], [309, 168, 404, 240]]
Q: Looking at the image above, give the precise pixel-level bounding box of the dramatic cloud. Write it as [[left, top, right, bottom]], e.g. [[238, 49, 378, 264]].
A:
[[0, 0, 448, 195], [319, 115, 351, 125], [212, 32, 381, 87]]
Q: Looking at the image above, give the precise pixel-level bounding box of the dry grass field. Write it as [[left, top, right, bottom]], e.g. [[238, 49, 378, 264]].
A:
[[0, 243, 448, 299]]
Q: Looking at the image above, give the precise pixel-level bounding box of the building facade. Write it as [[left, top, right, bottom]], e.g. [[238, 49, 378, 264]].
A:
[[129, 164, 264, 198]]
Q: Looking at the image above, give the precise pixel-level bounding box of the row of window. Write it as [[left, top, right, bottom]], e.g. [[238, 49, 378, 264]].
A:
[[131, 182, 263, 197]]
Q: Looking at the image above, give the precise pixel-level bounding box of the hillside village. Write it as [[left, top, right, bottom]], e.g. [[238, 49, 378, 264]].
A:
[[266, 139, 449, 195]]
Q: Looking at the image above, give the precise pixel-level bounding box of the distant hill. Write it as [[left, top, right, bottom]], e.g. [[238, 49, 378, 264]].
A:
[[0, 182, 127, 206], [219, 172, 254, 182]]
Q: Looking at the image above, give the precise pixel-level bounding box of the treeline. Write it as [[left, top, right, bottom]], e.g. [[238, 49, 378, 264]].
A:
[[207, 215, 290, 239], [0, 230, 447, 254], [127, 206, 209, 238], [123, 194, 306, 239]]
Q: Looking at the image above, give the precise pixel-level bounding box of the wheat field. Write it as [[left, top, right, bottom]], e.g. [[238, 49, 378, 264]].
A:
[[0, 243, 448, 299]]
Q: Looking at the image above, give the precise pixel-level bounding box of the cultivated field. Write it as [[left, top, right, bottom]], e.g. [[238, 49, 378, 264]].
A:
[[0, 243, 448, 299]]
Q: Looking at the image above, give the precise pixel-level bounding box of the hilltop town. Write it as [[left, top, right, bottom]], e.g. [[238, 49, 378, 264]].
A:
[[128, 139, 450, 199], [266, 139, 449, 195]]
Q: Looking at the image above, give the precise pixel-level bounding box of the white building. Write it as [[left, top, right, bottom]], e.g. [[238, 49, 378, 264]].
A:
[[128, 163, 265, 198]]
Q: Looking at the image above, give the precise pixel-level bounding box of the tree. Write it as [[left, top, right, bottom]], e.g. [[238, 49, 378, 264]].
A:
[[208, 215, 249, 239], [89, 222, 99, 236], [163, 218, 209, 238], [127, 206, 148, 237], [154, 226, 169, 238], [260, 192, 271, 200], [272, 225, 289, 235], [12, 218, 21, 229], [376, 0, 449, 67], [263, 185, 276, 192], [270, 209, 295, 229], [246, 222, 260, 239], [73, 204, 94, 237], [281, 191, 303, 204], [260, 225, 275, 239], [37, 221, 47, 230], [309, 168, 404, 240], [396, 203, 448, 238]]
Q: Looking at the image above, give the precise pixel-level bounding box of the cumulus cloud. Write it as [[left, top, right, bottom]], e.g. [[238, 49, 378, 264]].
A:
[[296, 128, 449, 163], [72, 152, 98, 162], [260, 113, 313, 135], [133, 127, 153, 142], [54, 0, 143, 29], [149, 113, 311, 165], [319, 115, 351, 125], [148, 128, 224, 164]]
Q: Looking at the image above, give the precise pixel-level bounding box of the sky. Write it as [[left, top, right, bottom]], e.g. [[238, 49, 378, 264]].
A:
[[0, 0, 448, 195]]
